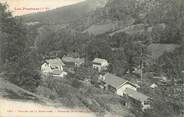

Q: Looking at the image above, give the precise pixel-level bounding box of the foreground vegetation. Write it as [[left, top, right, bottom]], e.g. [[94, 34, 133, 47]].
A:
[[0, 3, 41, 92], [37, 73, 134, 117]]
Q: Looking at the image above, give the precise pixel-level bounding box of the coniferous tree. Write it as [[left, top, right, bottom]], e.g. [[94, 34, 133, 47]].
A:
[[0, 3, 26, 65], [0, 3, 40, 91]]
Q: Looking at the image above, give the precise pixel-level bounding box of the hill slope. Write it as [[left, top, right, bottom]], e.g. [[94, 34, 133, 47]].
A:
[[0, 77, 52, 104], [21, 0, 108, 24]]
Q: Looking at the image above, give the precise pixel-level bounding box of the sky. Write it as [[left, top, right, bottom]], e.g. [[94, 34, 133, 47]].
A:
[[1, 0, 85, 16]]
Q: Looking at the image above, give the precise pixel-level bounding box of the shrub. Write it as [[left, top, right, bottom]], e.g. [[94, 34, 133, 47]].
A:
[[71, 79, 82, 88], [36, 86, 58, 99], [95, 97, 111, 112]]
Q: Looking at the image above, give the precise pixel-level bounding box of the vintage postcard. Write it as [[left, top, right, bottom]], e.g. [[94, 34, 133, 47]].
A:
[[0, 0, 183, 117]]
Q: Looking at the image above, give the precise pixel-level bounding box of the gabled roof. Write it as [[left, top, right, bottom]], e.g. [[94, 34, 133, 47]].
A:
[[103, 73, 136, 89], [45, 58, 64, 67], [124, 88, 150, 102], [148, 44, 179, 59], [62, 56, 85, 64], [93, 58, 108, 64]]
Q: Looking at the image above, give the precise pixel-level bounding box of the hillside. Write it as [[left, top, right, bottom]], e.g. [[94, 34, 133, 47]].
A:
[[20, 0, 161, 37], [1, 0, 184, 117], [20, 0, 108, 24], [0, 77, 53, 104], [72, 0, 157, 36], [0, 74, 135, 117], [1, 1, 184, 117], [0, 77, 97, 117], [20, 0, 184, 41]]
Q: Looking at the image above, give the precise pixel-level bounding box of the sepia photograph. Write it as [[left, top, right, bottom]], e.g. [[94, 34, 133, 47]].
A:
[[0, 0, 183, 117]]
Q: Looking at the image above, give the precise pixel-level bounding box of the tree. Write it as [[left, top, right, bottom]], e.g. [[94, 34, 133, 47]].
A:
[[146, 0, 184, 43], [106, 0, 139, 20], [0, 3, 40, 91], [0, 3, 26, 63], [111, 49, 128, 76], [120, 36, 150, 74], [108, 32, 151, 76], [75, 66, 99, 81], [86, 38, 112, 61], [157, 46, 184, 80]]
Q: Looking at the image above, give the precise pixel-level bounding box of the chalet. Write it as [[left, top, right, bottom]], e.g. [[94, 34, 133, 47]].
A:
[[100, 73, 139, 96], [124, 88, 151, 111], [41, 58, 65, 75], [62, 56, 85, 67], [92, 58, 109, 72]]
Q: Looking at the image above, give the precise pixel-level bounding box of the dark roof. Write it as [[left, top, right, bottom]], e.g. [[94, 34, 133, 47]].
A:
[[62, 56, 84, 64], [103, 73, 129, 89], [125, 88, 149, 102], [45, 58, 64, 67]]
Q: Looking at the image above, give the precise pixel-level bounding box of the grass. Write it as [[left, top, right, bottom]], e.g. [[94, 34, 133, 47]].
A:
[[39, 74, 133, 116], [2, 89, 47, 106]]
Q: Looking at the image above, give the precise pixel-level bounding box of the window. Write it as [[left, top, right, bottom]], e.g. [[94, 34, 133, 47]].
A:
[[50, 66, 58, 70], [144, 100, 150, 105], [93, 62, 102, 65]]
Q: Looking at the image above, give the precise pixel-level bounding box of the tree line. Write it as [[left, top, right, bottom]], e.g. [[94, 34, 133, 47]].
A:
[[0, 3, 41, 92]]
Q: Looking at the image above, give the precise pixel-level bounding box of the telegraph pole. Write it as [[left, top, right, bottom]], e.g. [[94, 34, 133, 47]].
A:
[[140, 46, 143, 87]]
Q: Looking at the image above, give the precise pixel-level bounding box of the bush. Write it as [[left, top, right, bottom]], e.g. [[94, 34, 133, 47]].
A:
[[3, 62, 41, 92], [78, 96, 105, 114], [95, 97, 111, 112], [36, 86, 58, 99], [71, 79, 82, 88]]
